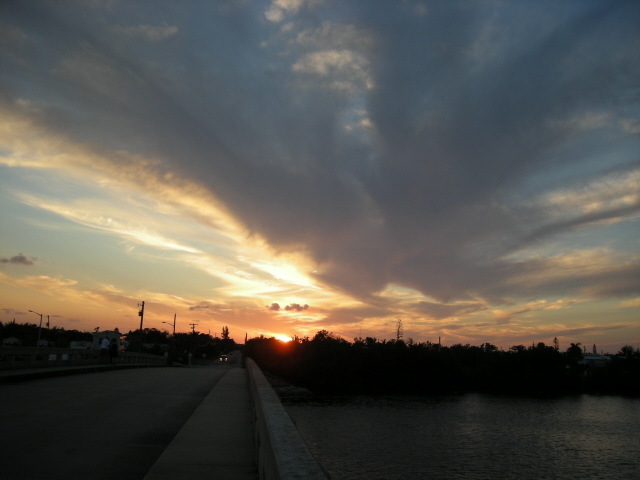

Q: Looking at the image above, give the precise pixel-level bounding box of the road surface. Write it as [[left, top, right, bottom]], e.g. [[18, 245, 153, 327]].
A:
[[0, 361, 237, 479]]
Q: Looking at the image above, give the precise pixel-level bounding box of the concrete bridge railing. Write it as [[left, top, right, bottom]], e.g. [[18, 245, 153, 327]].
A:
[[0, 346, 167, 370], [246, 358, 329, 480]]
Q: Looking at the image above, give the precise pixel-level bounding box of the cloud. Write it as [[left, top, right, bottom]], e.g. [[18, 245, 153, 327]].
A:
[[284, 303, 309, 312], [316, 304, 391, 327], [189, 304, 211, 311], [493, 250, 640, 300], [188, 302, 236, 315], [292, 49, 372, 92], [412, 301, 487, 320], [113, 23, 178, 41], [619, 298, 640, 309], [265, 302, 310, 315], [26, 199, 203, 254], [0, 273, 77, 294], [0, 254, 36, 266], [491, 299, 579, 324], [265, 0, 319, 22], [552, 324, 632, 338]]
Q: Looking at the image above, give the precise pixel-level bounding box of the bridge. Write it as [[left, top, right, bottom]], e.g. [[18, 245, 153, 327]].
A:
[[0, 348, 329, 480]]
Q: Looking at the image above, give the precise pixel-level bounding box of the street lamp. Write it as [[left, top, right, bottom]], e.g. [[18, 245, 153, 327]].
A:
[[28, 310, 43, 347], [162, 313, 176, 335]]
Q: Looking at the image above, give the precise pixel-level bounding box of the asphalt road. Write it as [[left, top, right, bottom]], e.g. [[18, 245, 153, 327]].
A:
[[0, 360, 237, 480]]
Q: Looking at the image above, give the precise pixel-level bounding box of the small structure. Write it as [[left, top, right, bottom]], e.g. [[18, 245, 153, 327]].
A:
[[91, 330, 125, 353], [580, 353, 610, 368]]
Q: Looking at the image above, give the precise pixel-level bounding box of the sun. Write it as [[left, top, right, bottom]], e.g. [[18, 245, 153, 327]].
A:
[[275, 334, 291, 342]]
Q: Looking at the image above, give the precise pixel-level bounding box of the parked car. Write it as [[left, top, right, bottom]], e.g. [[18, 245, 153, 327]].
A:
[[219, 354, 228, 362]]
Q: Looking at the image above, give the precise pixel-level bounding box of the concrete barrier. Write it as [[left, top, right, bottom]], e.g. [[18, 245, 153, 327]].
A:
[[246, 358, 329, 480]]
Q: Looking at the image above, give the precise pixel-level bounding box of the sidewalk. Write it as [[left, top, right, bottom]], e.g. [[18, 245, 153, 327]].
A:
[[143, 366, 257, 479]]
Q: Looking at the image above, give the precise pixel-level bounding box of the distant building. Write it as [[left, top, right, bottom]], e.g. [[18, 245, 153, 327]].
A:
[[2, 336, 21, 346], [580, 353, 610, 368]]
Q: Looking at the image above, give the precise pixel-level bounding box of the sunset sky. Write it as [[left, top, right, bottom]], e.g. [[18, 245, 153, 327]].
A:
[[1, 0, 638, 352]]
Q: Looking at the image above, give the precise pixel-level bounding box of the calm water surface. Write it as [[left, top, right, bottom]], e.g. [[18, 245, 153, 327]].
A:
[[284, 394, 640, 480]]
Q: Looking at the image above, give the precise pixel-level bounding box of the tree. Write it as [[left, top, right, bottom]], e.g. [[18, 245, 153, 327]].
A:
[[619, 345, 636, 357], [567, 343, 583, 365], [553, 337, 559, 351], [481, 343, 498, 353], [395, 319, 403, 341], [221, 325, 229, 340], [592, 344, 597, 354], [313, 329, 334, 341], [0, 321, 90, 347]]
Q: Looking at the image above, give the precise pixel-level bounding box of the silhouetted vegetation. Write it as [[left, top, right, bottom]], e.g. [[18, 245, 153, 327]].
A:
[[245, 331, 640, 396], [0, 322, 237, 365], [127, 325, 236, 363], [0, 320, 91, 347]]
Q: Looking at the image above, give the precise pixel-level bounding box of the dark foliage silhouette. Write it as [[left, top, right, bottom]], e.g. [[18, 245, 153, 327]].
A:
[[0, 320, 91, 346], [244, 332, 640, 395]]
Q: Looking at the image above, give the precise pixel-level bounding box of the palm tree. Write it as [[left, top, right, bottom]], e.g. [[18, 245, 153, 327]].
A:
[[619, 345, 636, 357], [567, 343, 583, 363]]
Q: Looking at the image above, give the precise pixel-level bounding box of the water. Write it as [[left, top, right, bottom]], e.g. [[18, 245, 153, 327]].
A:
[[284, 394, 640, 480]]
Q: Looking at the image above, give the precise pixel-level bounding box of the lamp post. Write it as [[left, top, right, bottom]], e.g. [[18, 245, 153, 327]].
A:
[[162, 313, 176, 335], [162, 314, 177, 361], [28, 310, 43, 347]]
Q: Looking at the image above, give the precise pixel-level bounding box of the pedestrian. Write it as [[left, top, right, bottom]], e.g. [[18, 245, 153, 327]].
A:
[[100, 336, 109, 363], [109, 338, 119, 365]]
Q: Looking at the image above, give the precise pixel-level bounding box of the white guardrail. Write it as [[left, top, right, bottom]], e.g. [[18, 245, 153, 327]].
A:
[[0, 346, 167, 369]]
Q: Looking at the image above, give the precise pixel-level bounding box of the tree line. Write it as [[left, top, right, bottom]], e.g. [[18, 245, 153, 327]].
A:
[[0, 320, 91, 346], [125, 326, 236, 364], [244, 330, 640, 396], [0, 321, 236, 364]]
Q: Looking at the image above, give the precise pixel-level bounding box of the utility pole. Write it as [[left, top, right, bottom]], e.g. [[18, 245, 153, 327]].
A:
[[138, 301, 145, 330], [188, 322, 198, 367], [138, 301, 145, 351]]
